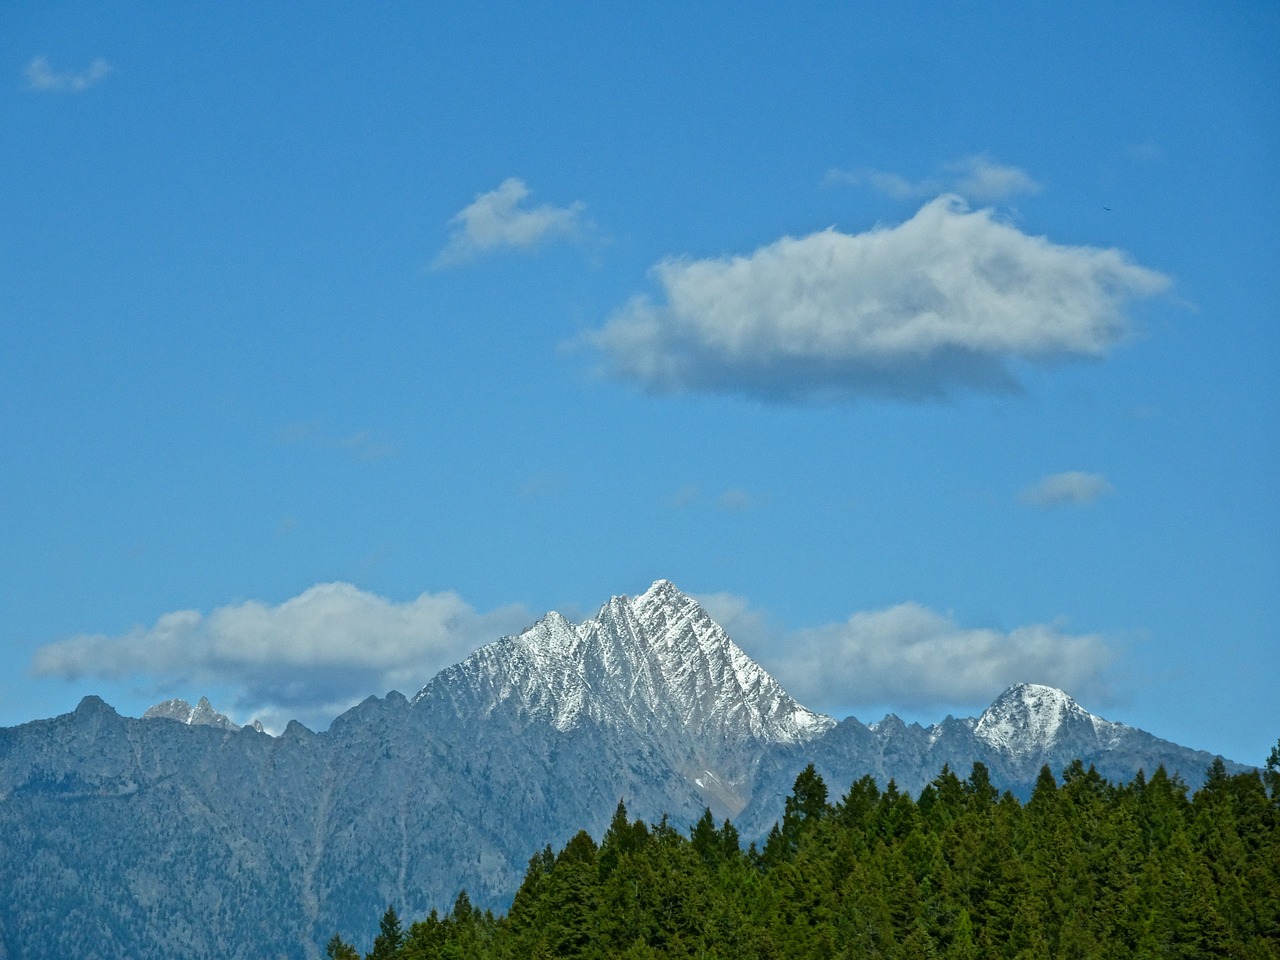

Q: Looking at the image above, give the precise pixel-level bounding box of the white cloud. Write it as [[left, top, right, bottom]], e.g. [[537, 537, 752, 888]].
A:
[[1123, 141, 1164, 163], [946, 156, 1041, 203], [1019, 471, 1114, 507], [31, 582, 1120, 730], [25, 56, 112, 92], [716, 488, 755, 512], [699, 593, 1116, 716], [826, 167, 931, 200], [432, 177, 585, 268], [31, 583, 532, 730], [778, 603, 1115, 714], [581, 196, 1169, 402], [827, 156, 1041, 203], [666, 484, 701, 508]]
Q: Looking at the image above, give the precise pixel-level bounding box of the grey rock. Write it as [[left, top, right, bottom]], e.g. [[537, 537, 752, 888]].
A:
[[142, 696, 238, 730]]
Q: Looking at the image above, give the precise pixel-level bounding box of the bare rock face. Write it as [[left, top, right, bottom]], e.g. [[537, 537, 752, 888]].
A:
[[142, 696, 239, 730], [0, 580, 1247, 960]]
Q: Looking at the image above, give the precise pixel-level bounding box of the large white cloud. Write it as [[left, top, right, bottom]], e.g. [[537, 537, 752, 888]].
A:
[[432, 177, 585, 268], [581, 196, 1169, 402], [700, 594, 1116, 716], [31, 583, 532, 729]]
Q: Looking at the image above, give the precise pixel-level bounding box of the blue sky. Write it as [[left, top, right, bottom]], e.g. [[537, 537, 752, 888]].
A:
[[3, 1, 1277, 765]]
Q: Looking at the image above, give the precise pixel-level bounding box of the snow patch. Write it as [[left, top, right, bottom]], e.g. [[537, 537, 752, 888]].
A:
[[975, 683, 1087, 755], [415, 579, 835, 746]]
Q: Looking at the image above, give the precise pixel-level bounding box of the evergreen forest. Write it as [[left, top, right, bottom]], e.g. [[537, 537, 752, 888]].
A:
[[328, 751, 1280, 959]]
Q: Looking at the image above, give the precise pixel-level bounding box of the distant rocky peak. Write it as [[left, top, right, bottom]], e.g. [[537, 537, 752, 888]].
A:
[[974, 683, 1093, 753], [143, 696, 237, 730], [419, 579, 833, 750], [596, 580, 831, 743], [512, 609, 582, 660], [631, 577, 697, 622]]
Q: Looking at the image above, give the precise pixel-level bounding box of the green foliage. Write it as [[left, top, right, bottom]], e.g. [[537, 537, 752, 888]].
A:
[[367, 906, 403, 960], [1266, 739, 1280, 801], [326, 933, 359, 960], [330, 755, 1280, 959]]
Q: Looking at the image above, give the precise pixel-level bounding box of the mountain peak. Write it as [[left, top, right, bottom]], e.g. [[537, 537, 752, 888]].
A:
[[143, 696, 237, 730], [73, 695, 117, 718], [415, 580, 833, 814], [635, 577, 686, 606], [975, 683, 1101, 754], [583, 581, 833, 744]]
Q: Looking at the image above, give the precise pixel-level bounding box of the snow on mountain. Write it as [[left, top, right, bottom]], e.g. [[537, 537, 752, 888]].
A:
[[416, 579, 833, 742], [413, 579, 833, 814], [142, 696, 238, 730], [974, 682, 1126, 757]]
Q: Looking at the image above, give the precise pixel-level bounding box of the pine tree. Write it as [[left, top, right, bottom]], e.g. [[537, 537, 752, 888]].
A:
[[784, 764, 830, 831], [367, 906, 404, 960], [319, 755, 1280, 960], [326, 934, 359, 960], [691, 808, 721, 864], [1264, 739, 1280, 802], [837, 773, 880, 829]]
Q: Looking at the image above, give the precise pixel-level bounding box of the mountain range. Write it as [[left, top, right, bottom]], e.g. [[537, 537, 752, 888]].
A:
[[0, 580, 1248, 960]]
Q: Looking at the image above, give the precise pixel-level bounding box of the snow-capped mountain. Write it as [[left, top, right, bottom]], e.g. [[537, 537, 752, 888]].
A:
[[425, 579, 831, 741], [414, 580, 832, 814], [974, 682, 1126, 756], [0, 579, 1251, 960]]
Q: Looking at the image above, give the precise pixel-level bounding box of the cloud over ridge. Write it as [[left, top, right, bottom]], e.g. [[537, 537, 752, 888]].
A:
[[776, 603, 1115, 713], [31, 584, 533, 730], [697, 594, 1116, 717], [582, 196, 1169, 403], [32, 582, 1118, 731]]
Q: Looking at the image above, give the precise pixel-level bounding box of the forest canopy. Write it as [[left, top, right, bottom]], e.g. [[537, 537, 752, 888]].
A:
[[330, 751, 1280, 959]]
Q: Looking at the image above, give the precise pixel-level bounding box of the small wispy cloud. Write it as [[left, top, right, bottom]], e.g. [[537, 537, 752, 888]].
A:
[[947, 156, 1041, 202], [662, 486, 758, 511], [1123, 141, 1164, 163], [278, 423, 396, 462], [827, 155, 1041, 203], [1019, 471, 1114, 508], [25, 56, 113, 92], [666, 484, 701, 508], [826, 167, 926, 200], [716, 488, 756, 512], [431, 178, 585, 269]]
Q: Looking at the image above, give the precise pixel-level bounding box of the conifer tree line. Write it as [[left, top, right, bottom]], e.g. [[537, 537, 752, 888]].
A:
[[328, 745, 1280, 959]]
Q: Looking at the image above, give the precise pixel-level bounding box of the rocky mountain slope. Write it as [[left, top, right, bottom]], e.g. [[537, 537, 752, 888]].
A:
[[0, 581, 1249, 960]]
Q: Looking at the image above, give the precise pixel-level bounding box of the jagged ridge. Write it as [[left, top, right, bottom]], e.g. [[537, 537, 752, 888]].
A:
[[15, 578, 1243, 960], [412, 579, 833, 815]]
